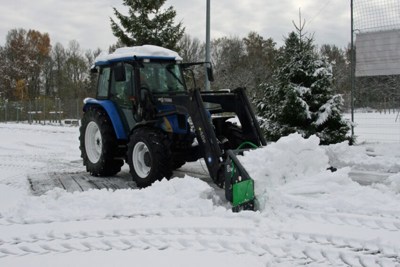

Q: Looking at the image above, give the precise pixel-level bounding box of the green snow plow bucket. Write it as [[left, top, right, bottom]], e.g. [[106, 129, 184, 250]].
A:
[[224, 149, 256, 212]]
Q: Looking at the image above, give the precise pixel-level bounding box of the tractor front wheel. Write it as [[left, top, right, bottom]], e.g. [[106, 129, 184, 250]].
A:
[[127, 127, 172, 187]]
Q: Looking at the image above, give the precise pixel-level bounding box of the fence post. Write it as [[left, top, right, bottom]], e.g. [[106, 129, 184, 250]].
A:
[[29, 100, 32, 124], [16, 104, 19, 123], [57, 97, 62, 125], [43, 97, 46, 125], [4, 99, 8, 123], [76, 98, 79, 120]]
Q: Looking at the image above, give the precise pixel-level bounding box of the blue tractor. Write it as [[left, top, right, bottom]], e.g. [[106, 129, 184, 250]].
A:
[[79, 45, 266, 211]]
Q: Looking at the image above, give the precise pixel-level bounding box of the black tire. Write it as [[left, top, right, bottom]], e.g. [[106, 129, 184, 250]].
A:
[[127, 127, 172, 187], [171, 159, 186, 170], [79, 107, 123, 176], [170, 135, 193, 170], [222, 122, 246, 149]]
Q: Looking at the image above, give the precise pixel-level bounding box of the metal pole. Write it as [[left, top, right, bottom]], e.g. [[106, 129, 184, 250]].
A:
[[77, 98, 79, 120], [205, 0, 211, 91], [35, 98, 38, 123], [4, 100, 7, 123], [29, 100, 32, 124], [43, 97, 46, 125], [350, 0, 355, 142], [57, 98, 61, 124]]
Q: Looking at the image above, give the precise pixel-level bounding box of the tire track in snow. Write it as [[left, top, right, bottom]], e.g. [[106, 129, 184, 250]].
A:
[[1, 221, 399, 266], [280, 209, 400, 231], [273, 231, 400, 264], [0, 155, 42, 170], [5, 207, 398, 233], [258, 209, 400, 265]]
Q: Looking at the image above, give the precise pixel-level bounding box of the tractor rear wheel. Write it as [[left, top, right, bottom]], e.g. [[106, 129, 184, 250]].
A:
[[79, 107, 123, 176], [127, 127, 172, 187]]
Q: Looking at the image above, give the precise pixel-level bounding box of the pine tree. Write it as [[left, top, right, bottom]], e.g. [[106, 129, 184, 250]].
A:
[[255, 21, 351, 145], [110, 0, 185, 51]]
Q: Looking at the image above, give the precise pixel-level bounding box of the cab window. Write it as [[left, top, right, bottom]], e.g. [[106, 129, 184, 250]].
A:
[[140, 62, 185, 93], [110, 64, 135, 107], [98, 67, 110, 98]]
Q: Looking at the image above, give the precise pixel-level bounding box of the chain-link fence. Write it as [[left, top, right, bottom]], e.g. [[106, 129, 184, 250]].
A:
[[352, 0, 400, 143], [0, 97, 84, 126], [354, 0, 400, 32]]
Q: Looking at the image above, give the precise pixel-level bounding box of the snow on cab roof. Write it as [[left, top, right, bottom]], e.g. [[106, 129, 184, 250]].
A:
[[94, 45, 182, 66]]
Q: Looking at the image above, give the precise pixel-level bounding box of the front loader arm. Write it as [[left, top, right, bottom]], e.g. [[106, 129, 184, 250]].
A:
[[157, 89, 225, 185], [185, 89, 225, 186]]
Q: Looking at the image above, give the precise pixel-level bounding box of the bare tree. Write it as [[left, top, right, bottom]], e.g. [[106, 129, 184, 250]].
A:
[[178, 34, 204, 63], [211, 36, 251, 90]]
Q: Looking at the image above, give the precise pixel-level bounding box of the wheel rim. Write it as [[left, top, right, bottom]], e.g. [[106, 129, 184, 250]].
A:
[[132, 141, 151, 178], [85, 121, 102, 164]]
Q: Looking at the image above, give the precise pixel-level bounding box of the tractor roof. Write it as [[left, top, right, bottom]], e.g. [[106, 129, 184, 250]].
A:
[[94, 45, 182, 66]]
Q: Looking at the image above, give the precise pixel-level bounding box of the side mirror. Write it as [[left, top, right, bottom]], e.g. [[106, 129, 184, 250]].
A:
[[207, 66, 214, 82], [90, 66, 98, 74], [114, 63, 126, 82]]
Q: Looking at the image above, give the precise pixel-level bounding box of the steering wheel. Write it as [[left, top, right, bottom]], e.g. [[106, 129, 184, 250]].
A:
[[140, 86, 155, 104]]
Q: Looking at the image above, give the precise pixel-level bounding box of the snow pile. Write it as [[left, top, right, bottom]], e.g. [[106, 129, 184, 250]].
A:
[[387, 173, 400, 193], [239, 133, 330, 209], [325, 141, 400, 172], [239, 133, 329, 187], [239, 133, 400, 216], [0, 185, 26, 211], [0, 176, 217, 224]]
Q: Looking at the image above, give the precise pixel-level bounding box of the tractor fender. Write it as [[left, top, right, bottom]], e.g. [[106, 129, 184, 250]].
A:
[[129, 120, 158, 136], [83, 98, 128, 140]]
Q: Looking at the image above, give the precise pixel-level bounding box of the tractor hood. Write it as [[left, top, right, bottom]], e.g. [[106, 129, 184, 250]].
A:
[[94, 45, 183, 66]]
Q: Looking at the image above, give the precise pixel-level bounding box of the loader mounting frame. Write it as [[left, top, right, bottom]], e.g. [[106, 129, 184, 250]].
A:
[[153, 87, 265, 211]]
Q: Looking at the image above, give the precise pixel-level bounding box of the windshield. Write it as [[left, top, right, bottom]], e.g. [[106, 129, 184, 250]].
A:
[[140, 62, 186, 93]]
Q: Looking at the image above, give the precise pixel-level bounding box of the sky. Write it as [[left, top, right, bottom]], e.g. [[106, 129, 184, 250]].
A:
[[0, 0, 351, 52]]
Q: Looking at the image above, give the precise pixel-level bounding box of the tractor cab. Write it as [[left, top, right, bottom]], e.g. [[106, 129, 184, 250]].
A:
[[91, 46, 191, 135]]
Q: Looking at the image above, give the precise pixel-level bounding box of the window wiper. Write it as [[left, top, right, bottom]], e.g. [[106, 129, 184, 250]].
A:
[[166, 64, 184, 86]]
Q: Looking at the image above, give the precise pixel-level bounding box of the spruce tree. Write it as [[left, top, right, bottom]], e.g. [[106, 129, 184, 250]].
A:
[[110, 0, 185, 51], [255, 22, 351, 145]]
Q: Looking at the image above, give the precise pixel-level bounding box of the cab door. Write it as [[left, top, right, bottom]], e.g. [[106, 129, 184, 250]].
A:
[[110, 63, 137, 131]]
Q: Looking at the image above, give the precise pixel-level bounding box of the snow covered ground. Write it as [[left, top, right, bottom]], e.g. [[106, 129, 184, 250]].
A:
[[1, 121, 400, 266]]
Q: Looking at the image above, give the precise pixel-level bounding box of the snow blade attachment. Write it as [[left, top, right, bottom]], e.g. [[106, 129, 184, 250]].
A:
[[225, 149, 256, 212]]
